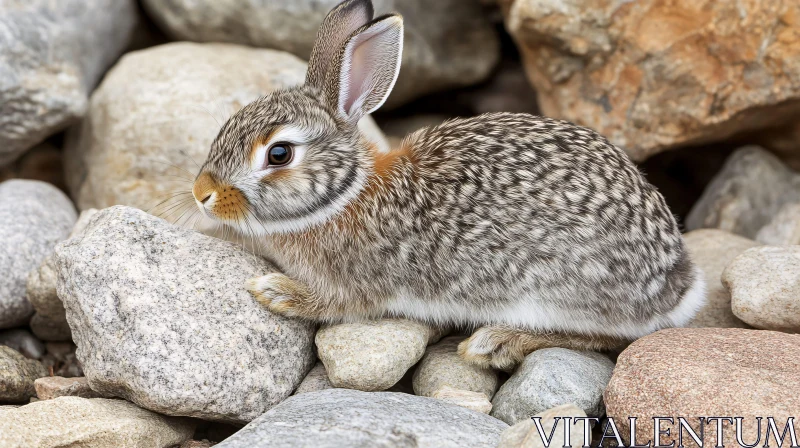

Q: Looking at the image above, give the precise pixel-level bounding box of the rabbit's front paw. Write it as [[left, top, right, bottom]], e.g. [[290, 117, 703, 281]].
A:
[[246, 273, 316, 319]]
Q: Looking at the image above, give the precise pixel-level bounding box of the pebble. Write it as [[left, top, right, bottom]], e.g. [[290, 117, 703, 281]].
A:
[[490, 348, 614, 425], [431, 386, 493, 414], [316, 318, 443, 391], [723, 246, 800, 332], [498, 403, 589, 448], [683, 229, 759, 328], [34, 376, 104, 400], [412, 335, 498, 399], [0, 346, 48, 403]]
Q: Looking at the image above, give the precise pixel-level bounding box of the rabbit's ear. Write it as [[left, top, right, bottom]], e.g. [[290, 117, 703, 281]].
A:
[[306, 0, 374, 89], [326, 14, 403, 123]]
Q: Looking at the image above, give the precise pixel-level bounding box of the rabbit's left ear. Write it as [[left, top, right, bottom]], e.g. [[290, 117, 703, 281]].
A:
[[326, 14, 403, 123]]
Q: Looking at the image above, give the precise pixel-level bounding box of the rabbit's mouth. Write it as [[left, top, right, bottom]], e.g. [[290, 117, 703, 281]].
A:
[[192, 171, 248, 223]]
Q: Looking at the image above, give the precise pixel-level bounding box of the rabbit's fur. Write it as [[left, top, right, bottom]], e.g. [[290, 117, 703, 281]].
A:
[[193, 0, 705, 369]]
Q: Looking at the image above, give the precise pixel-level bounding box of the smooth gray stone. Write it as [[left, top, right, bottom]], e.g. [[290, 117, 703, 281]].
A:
[[217, 388, 509, 448], [0, 329, 45, 359], [490, 348, 615, 425], [54, 206, 316, 423], [0, 180, 76, 329]]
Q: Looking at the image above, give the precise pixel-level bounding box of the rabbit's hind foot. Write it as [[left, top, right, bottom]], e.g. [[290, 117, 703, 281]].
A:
[[457, 326, 628, 371]]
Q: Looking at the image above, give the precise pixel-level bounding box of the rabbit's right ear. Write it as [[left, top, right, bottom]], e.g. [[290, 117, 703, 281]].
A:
[[305, 0, 374, 89]]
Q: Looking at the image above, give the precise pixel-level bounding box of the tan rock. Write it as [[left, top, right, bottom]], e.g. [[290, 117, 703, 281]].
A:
[[498, 403, 588, 448], [430, 386, 493, 414], [683, 229, 759, 329], [0, 397, 194, 448], [34, 376, 104, 400], [723, 246, 800, 333], [756, 202, 800, 245], [293, 361, 333, 395], [26, 209, 99, 341], [686, 146, 800, 238], [0, 346, 48, 403], [65, 42, 388, 227], [315, 319, 443, 391], [412, 336, 498, 399], [605, 328, 800, 447], [500, 0, 800, 160]]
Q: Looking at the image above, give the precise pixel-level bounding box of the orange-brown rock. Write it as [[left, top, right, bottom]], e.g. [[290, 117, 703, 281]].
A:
[[605, 328, 800, 446], [499, 0, 800, 160]]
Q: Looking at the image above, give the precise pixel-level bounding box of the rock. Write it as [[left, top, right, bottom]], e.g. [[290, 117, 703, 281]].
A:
[[315, 319, 442, 392], [0, 0, 138, 165], [0, 346, 48, 403], [723, 246, 800, 332], [34, 376, 104, 400], [412, 336, 498, 399], [431, 386, 493, 414], [141, 0, 499, 108], [181, 441, 214, 448], [0, 396, 194, 448], [0, 180, 76, 329], [27, 209, 99, 341], [64, 42, 388, 222], [0, 329, 45, 359], [687, 146, 800, 238], [293, 361, 334, 395], [55, 206, 316, 423], [215, 388, 508, 448], [683, 229, 759, 329], [498, 403, 588, 448], [499, 0, 800, 160], [41, 342, 83, 378], [0, 143, 66, 191], [605, 328, 800, 447], [756, 202, 800, 245], [490, 348, 614, 425]]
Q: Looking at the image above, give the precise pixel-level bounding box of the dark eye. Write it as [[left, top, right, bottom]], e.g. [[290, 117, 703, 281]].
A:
[[267, 143, 293, 167]]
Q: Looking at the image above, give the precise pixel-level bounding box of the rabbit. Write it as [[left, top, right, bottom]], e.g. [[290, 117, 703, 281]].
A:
[[191, 0, 706, 369]]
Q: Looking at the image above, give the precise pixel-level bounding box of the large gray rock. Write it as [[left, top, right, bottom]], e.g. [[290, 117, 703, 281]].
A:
[[684, 229, 759, 329], [0, 180, 76, 329], [26, 209, 99, 341], [54, 206, 316, 423], [0, 0, 138, 165], [315, 319, 442, 391], [216, 388, 509, 448], [412, 336, 498, 399], [0, 346, 47, 403], [490, 348, 614, 425], [65, 42, 388, 223], [687, 146, 800, 238], [140, 0, 499, 108], [0, 397, 194, 448], [723, 246, 800, 333]]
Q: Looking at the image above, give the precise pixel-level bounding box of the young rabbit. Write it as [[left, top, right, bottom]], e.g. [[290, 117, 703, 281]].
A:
[[192, 0, 705, 369]]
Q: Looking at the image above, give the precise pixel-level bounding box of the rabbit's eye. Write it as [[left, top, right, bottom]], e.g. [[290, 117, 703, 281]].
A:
[[266, 143, 293, 167]]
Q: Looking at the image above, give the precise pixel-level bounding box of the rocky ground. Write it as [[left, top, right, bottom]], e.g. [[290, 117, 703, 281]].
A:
[[1, 0, 799, 447]]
